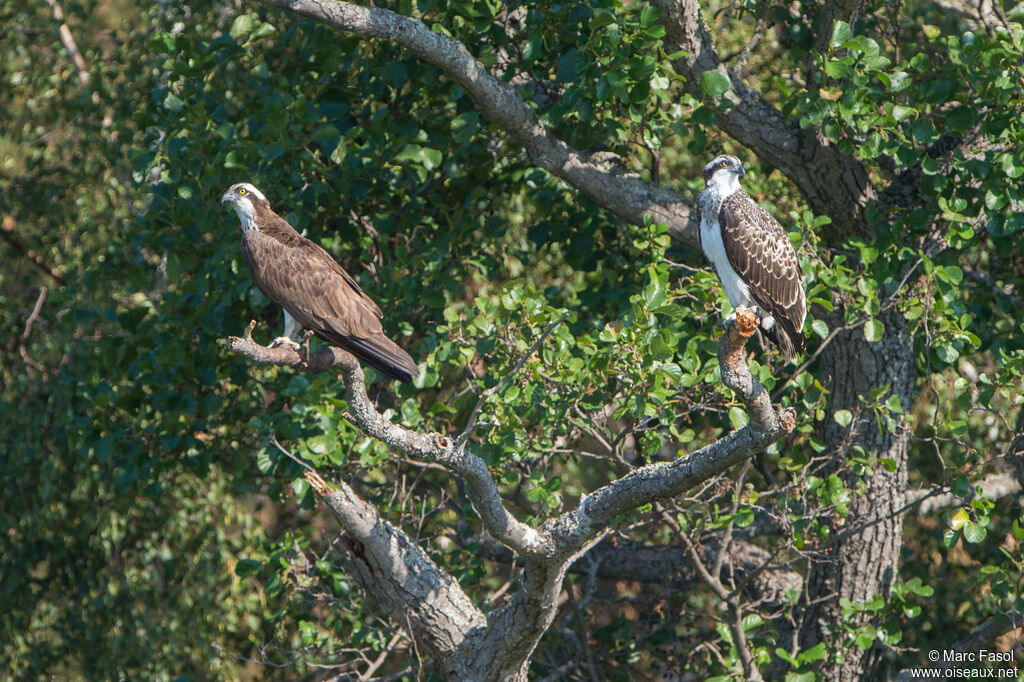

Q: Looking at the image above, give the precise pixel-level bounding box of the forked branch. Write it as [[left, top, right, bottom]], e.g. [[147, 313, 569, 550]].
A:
[[225, 308, 794, 680]]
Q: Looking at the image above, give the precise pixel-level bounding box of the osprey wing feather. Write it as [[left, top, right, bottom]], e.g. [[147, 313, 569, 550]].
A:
[[719, 191, 806, 358], [223, 182, 419, 383]]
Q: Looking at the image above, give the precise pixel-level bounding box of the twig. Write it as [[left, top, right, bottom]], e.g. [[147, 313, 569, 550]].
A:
[[673, 516, 764, 680], [44, 0, 100, 104], [21, 286, 47, 343], [0, 227, 65, 285], [272, 434, 315, 471], [358, 631, 403, 681], [19, 286, 48, 375], [731, 1, 770, 72]]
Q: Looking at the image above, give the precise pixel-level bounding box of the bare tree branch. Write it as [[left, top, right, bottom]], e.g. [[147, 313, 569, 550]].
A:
[[45, 0, 91, 88], [19, 286, 49, 377], [254, 0, 700, 247]]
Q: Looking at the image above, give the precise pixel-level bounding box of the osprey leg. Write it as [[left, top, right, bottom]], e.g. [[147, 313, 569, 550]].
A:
[[270, 311, 302, 350]]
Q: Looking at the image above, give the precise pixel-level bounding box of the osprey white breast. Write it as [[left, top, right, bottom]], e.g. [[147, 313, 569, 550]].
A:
[[698, 167, 755, 315]]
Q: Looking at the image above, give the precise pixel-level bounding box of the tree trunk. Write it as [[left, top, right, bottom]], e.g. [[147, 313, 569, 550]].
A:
[[799, 307, 913, 680]]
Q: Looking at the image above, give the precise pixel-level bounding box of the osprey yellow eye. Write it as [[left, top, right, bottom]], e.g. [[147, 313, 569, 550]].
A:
[[238, 188, 247, 195]]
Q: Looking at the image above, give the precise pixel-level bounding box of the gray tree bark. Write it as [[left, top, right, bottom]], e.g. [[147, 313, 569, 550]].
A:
[[797, 307, 914, 680]]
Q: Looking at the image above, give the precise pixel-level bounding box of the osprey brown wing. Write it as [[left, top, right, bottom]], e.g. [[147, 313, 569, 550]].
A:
[[719, 190, 806, 357], [241, 223, 418, 383]]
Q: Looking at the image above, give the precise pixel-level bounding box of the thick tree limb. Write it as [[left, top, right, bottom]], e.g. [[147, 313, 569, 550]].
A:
[[302, 470, 485, 663], [473, 535, 800, 598], [254, 0, 699, 247]]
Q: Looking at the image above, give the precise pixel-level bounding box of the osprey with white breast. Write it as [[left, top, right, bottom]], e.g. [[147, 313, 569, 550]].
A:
[[697, 155, 806, 360], [221, 182, 419, 383]]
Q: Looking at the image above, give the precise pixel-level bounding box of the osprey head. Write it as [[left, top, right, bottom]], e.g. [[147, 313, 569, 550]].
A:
[[702, 155, 745, 187], [221, 182, 268, 231]]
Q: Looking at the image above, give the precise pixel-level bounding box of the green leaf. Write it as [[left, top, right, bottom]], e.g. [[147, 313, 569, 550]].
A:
[[963, 521, 987, 544], [842, 35, 880, 57], [235, 559, 261, 577], [395, 144, 443, 170], [935, 343, 959, 364], [892, 105, 916, 121], [163, 93, 184, 112], [935, 265, 963, 285], [256, 448, 274, 474], [800, 641, 828, 663], [229, 14, 257, 41], [640, 6, 660, 27], [811, 319, 829, 339], [700, 70, 731, 98], [298, 620, 317, 646], [556, 49, 579, 83], [863, 319, 885, 342], [830, 20, 851, 48], [824, 59, 851, 79], [729, 406, 749, 429], [833, 409, 853, 428]]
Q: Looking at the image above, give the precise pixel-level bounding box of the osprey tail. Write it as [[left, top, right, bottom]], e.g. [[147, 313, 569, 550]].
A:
[[326, 331, 420, 384], [761, 315, 804, 362]]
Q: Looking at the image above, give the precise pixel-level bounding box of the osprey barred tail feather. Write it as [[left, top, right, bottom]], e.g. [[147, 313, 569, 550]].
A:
[[696, 155, 807, 361], [221, 182, 420, 383]]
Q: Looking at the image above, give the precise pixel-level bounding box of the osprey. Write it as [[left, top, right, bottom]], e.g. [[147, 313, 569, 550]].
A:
[[697, 155, 806, 360], [221, 182, 419, 383]]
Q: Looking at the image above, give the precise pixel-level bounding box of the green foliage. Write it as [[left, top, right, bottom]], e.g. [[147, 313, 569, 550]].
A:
[[2, 0, 1024, 679]]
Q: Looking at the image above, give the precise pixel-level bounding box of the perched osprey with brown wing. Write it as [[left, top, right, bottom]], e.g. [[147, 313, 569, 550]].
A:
[[221, 182, 419, 383], [697, 155, 806, 360]]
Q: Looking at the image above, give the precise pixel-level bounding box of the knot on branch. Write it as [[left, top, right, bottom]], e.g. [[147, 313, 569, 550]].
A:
[[779, 408, 796, 433]]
